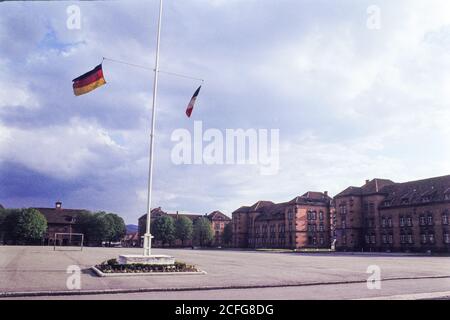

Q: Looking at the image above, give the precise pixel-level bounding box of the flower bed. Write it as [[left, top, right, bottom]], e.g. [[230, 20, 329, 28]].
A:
[[95, 259, 200, 274]]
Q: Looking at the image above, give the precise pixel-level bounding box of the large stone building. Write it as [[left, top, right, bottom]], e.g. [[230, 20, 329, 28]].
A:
[[334, 175, 450, 253], [232, 192, 333, 249], [138, 207, 231, 247]]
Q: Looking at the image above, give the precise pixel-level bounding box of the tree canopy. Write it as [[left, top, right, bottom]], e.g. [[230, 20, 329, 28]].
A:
[[222, 222, 233, 246], [4, 208, 47, 243], [174, 216, 193, 245], [193, 217, 214, 247], [151, 215, 175, 245]]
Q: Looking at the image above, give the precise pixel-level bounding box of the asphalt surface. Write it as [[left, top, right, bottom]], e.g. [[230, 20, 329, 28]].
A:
[[1, 246, 449, 299]]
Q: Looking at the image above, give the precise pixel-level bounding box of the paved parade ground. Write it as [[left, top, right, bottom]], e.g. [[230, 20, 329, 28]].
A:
[[0, 246, 449, 299]]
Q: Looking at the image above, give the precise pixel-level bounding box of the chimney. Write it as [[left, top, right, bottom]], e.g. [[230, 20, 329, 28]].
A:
[[324, 191, 328, 197], [55, 201, 62, 210], [365, 179, 370, 185]]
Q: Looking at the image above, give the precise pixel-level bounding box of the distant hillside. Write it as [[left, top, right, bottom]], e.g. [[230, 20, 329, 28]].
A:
[[126, 224, 138, 234]]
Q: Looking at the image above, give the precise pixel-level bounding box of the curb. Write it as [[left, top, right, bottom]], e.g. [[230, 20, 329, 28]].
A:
[[91, 266, 207, 277], [1, 275, 450, 298]]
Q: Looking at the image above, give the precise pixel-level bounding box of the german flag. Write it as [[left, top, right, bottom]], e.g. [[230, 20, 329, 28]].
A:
[[72, 64, 106, 96]]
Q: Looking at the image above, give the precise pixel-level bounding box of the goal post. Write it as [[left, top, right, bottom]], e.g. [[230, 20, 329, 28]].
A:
[[53, 233, 84, 251]]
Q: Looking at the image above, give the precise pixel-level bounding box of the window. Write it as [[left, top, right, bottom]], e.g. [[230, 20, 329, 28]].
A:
[[312, 211, 317, 220], [319, 223, 324, 232], [388, 234, 393, 244], [319, 237, 324, 245], [384, 200, 392, 207], [429, 234, 435, 244], [319, 211, 324, 221], [342, 218, 347, 229], [365, 235, 370, 244], [407, 217, 413, 227], [388, 218, 393, 228], [427, 215, 434, 226], [381, 218, 386, 228], [400, 217, 405, 227], [421, 234, 427, 244], [420, 216, 426, 226], [444, 233, 450, 244], [370, 235, 376, 244], [382, 234, 387, 244], [342, 235, 347, 245], [400, 234, 406, 244], [443, 214, 449, 225], [401, 198, 409, 205], [407, 235, 413, 244]]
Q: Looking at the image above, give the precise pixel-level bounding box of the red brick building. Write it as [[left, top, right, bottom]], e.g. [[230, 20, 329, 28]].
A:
[[334, 175, 450, 253], [232, 192, 333, 249], [138, 207, 231, 247], [34, 202, 85, 246]]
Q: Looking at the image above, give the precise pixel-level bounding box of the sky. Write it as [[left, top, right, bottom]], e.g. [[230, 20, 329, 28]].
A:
[[1, 0, 450, 224]]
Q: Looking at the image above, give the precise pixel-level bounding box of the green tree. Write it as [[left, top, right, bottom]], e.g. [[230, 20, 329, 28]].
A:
[[151, 215, 175, 245], [174, 216, 193, 246], [193, 217, 214, 247], [104, 213, 127, 245], [222, 223, 233, 246], [5, 208, 47, 243]]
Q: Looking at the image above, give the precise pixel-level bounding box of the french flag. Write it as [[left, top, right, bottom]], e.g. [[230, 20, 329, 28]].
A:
[[185, 86, 201, 118]]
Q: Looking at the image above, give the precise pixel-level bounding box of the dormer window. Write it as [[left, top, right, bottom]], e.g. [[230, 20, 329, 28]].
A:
[[384, 200, 391, 207], [401, 198, 409, 205], [422, 196, 431, 203]]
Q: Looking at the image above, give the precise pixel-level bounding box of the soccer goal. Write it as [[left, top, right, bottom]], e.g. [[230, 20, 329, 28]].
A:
[[53, 233, 84, 251]]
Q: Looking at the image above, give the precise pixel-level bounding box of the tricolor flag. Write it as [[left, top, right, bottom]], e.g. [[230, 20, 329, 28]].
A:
[[72, 64, 106, 96], [186, 86, 201, 118]]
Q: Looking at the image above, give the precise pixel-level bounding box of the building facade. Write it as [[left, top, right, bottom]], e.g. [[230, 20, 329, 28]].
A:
[[232, 192, 333, 249], [34, 202, 85, 246], [138, 207, 231, 247], [334, 175, 450, 253]]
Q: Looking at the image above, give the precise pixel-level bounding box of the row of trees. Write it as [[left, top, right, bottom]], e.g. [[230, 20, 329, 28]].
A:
[[0, 208, 47, 244], [151, 215, 233, 247], [0, 207, 126, 246]]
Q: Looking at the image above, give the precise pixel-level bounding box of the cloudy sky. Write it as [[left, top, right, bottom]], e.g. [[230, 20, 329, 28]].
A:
[[1, 0, 450, 224]]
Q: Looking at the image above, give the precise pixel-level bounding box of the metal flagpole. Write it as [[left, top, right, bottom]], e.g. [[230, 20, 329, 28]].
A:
[[144, 0, 163, 257]]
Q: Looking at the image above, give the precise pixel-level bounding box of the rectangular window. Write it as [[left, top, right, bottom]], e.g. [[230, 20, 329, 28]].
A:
[[370, 235, 376, 244], [400, 217, 405, 227], [319, 211, 324, 221], [407, 235, 413, 244], [443, 214, 449, 225], [429, 234, 435, 244], [428, 215, 434, 226], [388, 234, 393, 244], [382, 235, 387, 244], [382, 218, 386, 228], [407, 217, 413, 227], [388, 218, 392, 228], [421, 234, 427, 244], [444, 233, 450, 244], [420, 216, 426, 226]]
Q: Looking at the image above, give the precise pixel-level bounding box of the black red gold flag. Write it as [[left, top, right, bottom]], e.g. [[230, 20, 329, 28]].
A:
[[72, 64, 106, 96]]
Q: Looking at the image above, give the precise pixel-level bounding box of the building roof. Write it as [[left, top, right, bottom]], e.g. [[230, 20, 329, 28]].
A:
[[207, 211, 231, 221], [335, 179, 395, 198], [288, 192, 331, 205], [380, 175, 450, 208], [33, 206, 86, 225]]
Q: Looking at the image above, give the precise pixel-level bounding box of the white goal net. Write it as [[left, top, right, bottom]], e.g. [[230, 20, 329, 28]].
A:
[[53, 233, 84, 251]]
